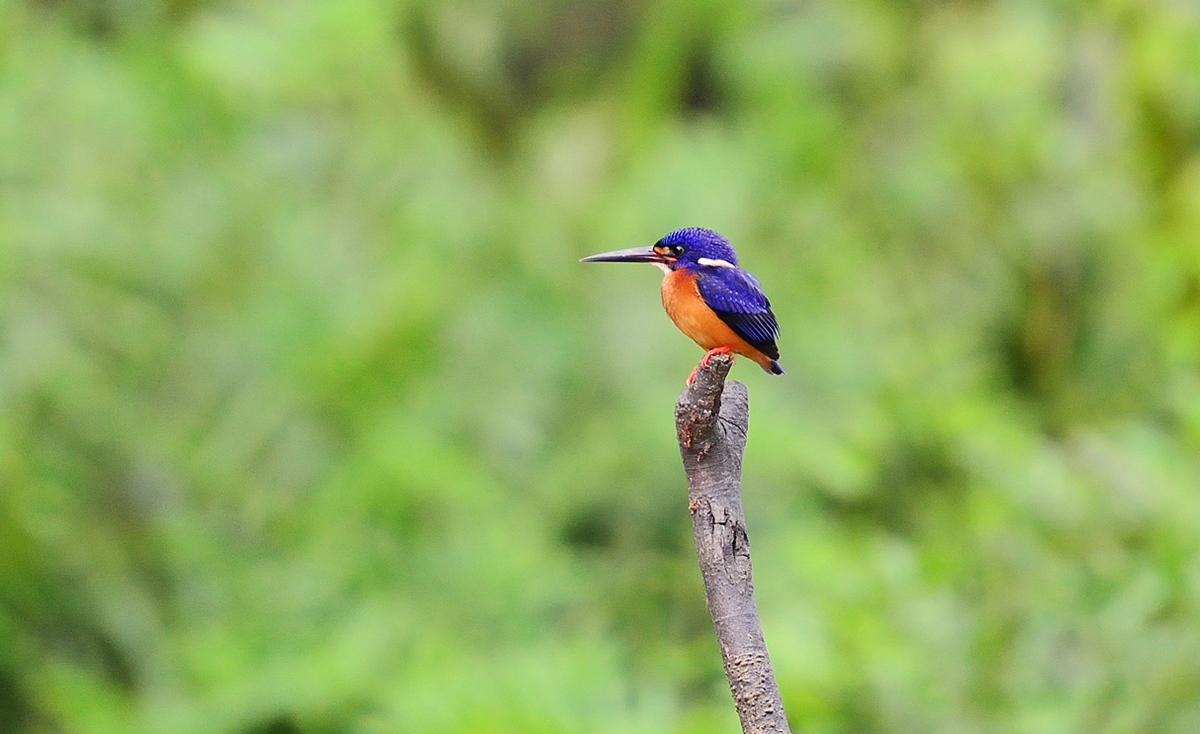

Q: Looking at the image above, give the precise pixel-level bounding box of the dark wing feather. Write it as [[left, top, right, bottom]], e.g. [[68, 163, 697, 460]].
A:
[[695, 267, 780, 360]]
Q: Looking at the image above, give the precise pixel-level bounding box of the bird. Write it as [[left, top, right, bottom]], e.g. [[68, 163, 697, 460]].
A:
[[581, 227, 783, 383]]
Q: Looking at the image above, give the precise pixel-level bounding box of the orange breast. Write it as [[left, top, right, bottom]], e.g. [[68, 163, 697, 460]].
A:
[[661, 269, 732, 350], [661, 269, 775, 370]]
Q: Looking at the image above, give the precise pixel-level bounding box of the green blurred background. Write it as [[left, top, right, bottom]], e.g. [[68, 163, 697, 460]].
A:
[[3, 0, 1200, 732]]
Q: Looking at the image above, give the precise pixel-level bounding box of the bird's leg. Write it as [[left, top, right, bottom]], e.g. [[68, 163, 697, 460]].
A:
[[687, 346, 736, 385], [700, 345, 734, 367]]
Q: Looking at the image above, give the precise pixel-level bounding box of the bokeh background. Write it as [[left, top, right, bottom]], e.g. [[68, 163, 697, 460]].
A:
[[3, 0, 1200, 732]]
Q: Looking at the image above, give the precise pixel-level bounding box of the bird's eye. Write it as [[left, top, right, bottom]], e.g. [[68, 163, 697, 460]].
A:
[[653, 243, 684, 260]]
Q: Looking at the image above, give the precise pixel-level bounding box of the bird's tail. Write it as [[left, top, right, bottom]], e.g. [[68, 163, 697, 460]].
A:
[[766, 360, 785, 375]]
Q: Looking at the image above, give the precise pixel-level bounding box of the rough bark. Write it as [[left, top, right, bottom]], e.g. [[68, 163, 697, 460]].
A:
[[675, 354, 792, 734]]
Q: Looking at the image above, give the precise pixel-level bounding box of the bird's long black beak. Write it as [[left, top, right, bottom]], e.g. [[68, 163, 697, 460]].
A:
[[579, 246, 668, 264]]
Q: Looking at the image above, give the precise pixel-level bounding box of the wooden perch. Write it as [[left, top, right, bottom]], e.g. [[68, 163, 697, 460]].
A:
[[675, 353, 792, 734]]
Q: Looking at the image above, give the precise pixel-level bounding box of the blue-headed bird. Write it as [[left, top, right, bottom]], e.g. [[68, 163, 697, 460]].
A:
[[582, 228, 783, 383]]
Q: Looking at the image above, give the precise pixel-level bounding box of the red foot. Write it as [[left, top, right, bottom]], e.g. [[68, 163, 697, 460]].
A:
[[686, 346, 736, 385]]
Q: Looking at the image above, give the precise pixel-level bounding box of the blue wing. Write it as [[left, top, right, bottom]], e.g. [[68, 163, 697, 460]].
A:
[[695, 267, 781, 360]]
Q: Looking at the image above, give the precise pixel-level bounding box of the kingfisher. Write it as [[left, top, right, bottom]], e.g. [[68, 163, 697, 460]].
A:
[[582, 228, 783, 383]]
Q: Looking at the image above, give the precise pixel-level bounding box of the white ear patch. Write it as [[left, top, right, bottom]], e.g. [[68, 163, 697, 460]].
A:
[[697, 257, 736, 269]]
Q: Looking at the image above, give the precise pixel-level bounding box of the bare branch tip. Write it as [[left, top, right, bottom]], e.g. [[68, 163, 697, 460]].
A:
[[690, 353, 734, 392]]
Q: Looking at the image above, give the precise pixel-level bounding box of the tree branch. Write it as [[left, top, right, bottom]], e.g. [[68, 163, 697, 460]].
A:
[[675, 354, 792, 734]]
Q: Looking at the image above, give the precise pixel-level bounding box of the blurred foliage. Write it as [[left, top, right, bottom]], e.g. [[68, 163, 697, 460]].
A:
[[2, 0, 1200, 732]]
